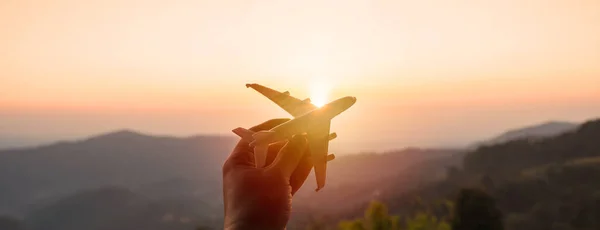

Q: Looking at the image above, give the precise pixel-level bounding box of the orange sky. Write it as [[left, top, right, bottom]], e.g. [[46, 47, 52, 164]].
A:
[[1, 0, 599, 151]]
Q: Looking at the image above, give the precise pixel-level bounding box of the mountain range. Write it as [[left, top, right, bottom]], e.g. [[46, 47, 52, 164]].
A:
[[0, 130, 236, 216], [0, 119, 585, 229]]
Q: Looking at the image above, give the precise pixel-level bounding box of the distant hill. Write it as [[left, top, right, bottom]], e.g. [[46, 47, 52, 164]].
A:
[[0, 130, 237, 216], [24, 186, 218, 230], [0, 128, 463, 230], [0, 136, 46, 151], [307, 118, 600, 230], [475, 121, 578, 147], [464, 119, 599, 175]]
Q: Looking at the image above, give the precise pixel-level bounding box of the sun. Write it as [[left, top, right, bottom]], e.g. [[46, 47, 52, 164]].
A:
[[309, 80, 330, 107]]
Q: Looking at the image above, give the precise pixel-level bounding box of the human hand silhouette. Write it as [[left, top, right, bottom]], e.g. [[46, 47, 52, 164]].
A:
[[223, 119, 316, 230]]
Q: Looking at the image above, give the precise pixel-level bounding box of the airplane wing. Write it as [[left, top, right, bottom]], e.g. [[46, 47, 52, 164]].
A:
[[307, 121, 330, 191], [246, 83, 317, 117]]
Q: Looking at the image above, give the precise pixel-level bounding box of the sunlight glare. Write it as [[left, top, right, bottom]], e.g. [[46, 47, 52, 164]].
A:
[[309, 80, 331, 107]]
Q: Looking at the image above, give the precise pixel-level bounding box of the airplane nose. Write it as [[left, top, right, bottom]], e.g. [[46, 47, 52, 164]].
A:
[[347, 97, 357, 106], [319, 96, 356, 118]]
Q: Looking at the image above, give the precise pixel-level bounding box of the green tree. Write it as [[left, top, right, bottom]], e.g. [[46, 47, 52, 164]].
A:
[[339, 220, 366, 230], [365, 201, 396, 230], [338, 201, 400, 230], [405, 212, 450, 230], [337, 200, 453, 230]]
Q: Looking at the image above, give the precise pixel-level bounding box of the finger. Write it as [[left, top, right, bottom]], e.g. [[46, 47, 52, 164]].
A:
[[227, 118, 290, 167], [290, 150, 312, 195], [265, 140, 287, 167], [290, 153, 336, 195], [265, 142, 334, 166], [266, 134, 307, 178]]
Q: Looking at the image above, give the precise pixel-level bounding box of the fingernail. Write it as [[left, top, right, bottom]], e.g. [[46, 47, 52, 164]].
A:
[[290, 134, 307, 148]]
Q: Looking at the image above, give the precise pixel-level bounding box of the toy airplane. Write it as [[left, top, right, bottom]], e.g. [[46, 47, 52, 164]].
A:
[[232, 83, 356, 191]]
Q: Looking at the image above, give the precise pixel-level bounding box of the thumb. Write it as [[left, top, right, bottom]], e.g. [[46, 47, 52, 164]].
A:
[[266, 134, 308, 178]]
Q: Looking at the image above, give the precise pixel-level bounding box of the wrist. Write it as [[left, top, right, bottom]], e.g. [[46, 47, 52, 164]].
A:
[[224, 203, 289, 230]]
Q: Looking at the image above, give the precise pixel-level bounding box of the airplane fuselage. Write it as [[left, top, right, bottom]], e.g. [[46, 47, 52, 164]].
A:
[[266, 96, 356, 141]]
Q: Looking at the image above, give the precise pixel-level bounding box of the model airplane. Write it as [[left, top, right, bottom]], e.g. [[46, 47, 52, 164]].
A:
[[232, 83, 356, 191]]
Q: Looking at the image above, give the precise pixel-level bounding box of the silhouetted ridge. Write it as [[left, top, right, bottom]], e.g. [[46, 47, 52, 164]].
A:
[[88, 129, 146, 139], [83, 129, 170, 143], [464, 118, 600, 175], [477, 120, 578, 146], [0, 130, 237, 217], [499, 121, 577, 138], [83, 129, 234, 145]]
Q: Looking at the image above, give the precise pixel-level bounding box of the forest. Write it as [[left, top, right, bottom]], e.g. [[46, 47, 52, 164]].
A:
[[305, 119, 600, 230]]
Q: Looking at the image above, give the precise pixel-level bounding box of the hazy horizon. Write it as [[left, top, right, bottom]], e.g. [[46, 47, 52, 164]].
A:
[[0, 117, 592, 154], [2, 0, 599, 152]]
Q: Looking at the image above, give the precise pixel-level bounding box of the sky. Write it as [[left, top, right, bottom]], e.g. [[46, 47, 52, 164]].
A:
[[1, 0, 599, 152]]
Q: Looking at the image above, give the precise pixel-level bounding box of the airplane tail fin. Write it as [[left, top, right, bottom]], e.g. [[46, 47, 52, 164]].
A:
[[232, 128, 271, 168], [253, 144, 269, 168], [314, 161, 327, 191], [232, 127, 255, 142]]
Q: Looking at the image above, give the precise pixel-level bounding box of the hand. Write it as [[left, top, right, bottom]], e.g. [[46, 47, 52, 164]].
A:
[[223, 119, 314, 230]]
